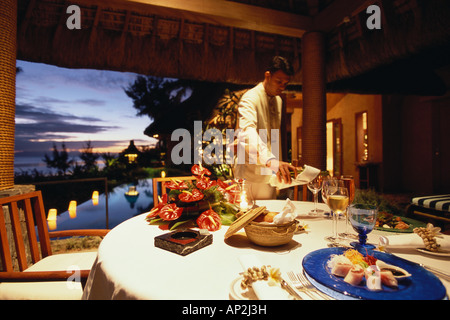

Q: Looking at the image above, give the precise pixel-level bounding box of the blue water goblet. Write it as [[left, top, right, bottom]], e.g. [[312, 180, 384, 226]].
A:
[[348, 204, 378, 250]]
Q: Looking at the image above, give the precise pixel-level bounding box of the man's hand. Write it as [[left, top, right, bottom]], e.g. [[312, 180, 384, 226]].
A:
[[266, 159, 297, 184]]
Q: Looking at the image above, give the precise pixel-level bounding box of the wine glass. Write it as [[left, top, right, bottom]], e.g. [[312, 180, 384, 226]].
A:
[[307, 175, 324, 216], [324, 184, 348, 243], [348, 204, 378, 250], [339, 175, 357, 239], [321, 176, 337, 207], [322, 176, 337, 237]]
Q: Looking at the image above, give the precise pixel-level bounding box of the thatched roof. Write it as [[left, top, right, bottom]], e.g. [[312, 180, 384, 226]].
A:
[[16, 0, 450, 95]]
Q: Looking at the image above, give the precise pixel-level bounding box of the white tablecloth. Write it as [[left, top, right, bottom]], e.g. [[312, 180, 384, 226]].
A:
[[82, 200, 450, 300]]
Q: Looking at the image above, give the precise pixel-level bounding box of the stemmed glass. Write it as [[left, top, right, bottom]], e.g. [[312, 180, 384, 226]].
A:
[[307, 175, 324, 216], [338, 175, 357, 239], [323, 178, 348, 243], [348, 204, 378, 250]]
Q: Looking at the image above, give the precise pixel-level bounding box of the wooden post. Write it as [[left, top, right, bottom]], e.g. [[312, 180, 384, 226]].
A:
[[0, 0, 17, 191], [301, 31, 327, 170]]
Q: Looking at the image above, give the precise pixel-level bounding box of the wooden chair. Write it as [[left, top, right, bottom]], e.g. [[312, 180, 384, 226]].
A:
[[152, 176, 197, 205], [0, 191, 109, 299]]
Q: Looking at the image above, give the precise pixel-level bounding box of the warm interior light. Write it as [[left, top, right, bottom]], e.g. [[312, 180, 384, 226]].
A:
[[161, 170, 166, 178], [125, 153, 138, 163], [47, 208, 57, 230], [68, 200, 77, 218], [92, 191, 99, 205], [125, 186, 139, 196]]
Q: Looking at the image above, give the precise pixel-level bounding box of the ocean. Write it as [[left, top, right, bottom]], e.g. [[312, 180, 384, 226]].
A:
[[14, 156, 105, 175]]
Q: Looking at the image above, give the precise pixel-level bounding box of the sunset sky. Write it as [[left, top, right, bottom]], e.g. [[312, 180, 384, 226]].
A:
[[14, 60, 157, 171]]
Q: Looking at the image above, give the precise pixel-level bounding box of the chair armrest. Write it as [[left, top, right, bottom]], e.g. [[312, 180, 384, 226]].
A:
[[48, 229, 110, 238], [0, 270, 90, 282]]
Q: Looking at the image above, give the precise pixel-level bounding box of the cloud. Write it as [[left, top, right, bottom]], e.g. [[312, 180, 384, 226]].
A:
[[75, 99, 106, 106], [14, 103, 120, 154], [15, 103, 100, 124]]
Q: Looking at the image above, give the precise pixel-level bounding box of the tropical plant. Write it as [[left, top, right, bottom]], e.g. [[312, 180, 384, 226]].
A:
[[43, 142, 73, 175], [79, 140, 99, 172]]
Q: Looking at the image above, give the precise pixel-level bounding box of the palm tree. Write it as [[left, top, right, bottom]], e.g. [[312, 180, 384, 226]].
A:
[[43, 143, 73, 175], [79, 140, 99, 172]]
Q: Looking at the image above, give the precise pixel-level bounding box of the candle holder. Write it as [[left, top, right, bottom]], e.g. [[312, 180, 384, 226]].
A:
[[238, 180, 254, 211]]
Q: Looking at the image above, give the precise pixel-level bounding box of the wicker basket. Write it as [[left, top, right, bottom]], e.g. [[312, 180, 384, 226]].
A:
[[244, 220, 298, 247]]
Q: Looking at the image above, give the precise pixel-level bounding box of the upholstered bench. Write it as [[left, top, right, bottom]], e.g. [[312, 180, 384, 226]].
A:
[[406, 195, 450, 231]]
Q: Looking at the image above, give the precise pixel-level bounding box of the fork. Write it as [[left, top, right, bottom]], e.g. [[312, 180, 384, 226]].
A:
[[287, 271, 333, 300]]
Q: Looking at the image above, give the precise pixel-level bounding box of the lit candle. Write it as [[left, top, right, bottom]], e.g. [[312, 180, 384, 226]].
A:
[[47, 208, 57, 230], [240, 191, 249, 211], [161, 170, 166, 178], [92, 191, 99, 205], [68, 200, 77, 218]]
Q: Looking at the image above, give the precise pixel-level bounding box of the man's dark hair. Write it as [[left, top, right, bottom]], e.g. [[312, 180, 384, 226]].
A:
[[267, 56, 294, 76]]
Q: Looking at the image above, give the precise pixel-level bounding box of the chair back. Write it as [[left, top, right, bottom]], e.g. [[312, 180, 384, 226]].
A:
[[0, 191, 51, 272], [152, 176, 197, 205]]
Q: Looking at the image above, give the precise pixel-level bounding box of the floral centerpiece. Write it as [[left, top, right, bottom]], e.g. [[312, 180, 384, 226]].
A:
[[146, 164, 240, 231]]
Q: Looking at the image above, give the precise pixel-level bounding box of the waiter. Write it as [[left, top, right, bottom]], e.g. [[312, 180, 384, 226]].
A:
[[233, 56, 297, 200]]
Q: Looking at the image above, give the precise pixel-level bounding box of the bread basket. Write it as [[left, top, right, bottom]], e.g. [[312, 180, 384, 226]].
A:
[[244, 220, 299, 246]]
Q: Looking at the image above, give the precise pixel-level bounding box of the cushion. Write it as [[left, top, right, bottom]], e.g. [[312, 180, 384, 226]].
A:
[[0, 251, 97, 300], [412, 194, 450, 212]]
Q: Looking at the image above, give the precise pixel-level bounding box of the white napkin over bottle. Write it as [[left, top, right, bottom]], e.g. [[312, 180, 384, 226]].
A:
[[272, 198, 296, 224], [238, 254, 290, 300], [269, 165, 320, 190]]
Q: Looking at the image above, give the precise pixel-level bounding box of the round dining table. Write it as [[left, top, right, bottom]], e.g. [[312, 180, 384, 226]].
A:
[[81, 200, 450, 300]]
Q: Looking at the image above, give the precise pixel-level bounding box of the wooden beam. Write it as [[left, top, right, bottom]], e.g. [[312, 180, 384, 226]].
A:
[[75, 0, 311, 38]]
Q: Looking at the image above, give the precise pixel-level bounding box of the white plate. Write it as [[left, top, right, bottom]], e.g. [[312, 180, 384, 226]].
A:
[[229, 276, 258, 300], [417, 247, 450, 257]]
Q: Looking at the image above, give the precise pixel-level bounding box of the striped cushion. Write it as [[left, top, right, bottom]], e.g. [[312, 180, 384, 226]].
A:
[[412, 195, 450, 212]]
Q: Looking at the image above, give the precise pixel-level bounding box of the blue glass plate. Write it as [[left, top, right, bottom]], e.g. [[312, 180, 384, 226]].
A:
[[302, 247, 447, 300]]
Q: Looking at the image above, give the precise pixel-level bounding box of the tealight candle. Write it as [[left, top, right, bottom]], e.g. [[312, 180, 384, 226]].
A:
[[240, 191, 249, 211], [68, 200, 77, 218], [47, 208, 57, 230], [92, 191, 99, 205]]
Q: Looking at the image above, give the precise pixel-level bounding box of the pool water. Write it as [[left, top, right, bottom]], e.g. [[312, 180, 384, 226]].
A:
[[52, 179, 155, 231]]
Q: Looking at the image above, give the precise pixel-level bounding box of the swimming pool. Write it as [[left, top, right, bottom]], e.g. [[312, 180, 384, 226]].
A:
[[52, 179, 154, 231]]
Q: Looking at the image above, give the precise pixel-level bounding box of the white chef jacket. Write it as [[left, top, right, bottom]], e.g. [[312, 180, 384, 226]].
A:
[[233, 82, 282, 188]]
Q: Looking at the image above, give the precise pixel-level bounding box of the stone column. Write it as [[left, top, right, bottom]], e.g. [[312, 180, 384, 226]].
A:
[[301, 31, 327, 170], [0, 0, 17, 191]]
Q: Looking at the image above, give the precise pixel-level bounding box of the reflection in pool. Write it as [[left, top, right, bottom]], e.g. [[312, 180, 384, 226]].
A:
[[53, 179, 154, 231]]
